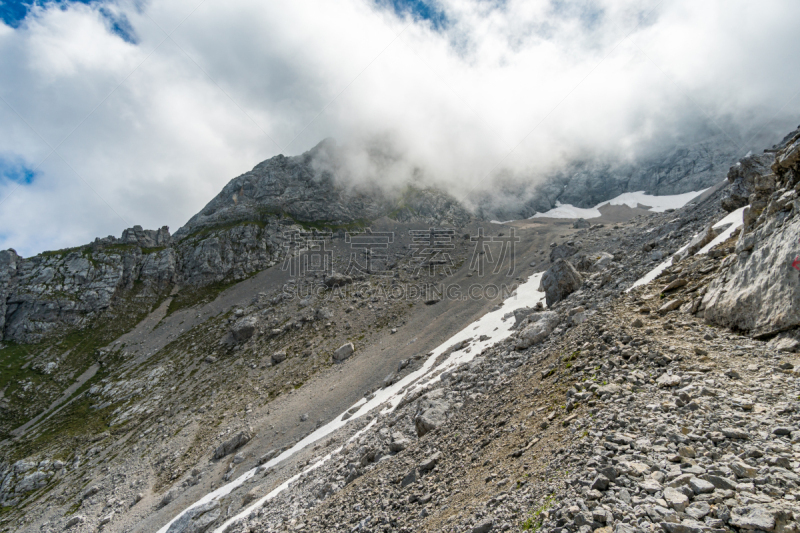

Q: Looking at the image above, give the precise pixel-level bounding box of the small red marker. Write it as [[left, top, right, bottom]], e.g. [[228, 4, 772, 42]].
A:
[[793, 256, 800, 271]]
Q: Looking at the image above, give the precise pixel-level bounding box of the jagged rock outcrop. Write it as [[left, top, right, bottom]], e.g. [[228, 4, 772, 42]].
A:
[[120, 225, 172, 247], [175, 221, 282, 287], [702, 126, 800, 336], [722, 153, 774, 212], [1, 243, 177, 343]]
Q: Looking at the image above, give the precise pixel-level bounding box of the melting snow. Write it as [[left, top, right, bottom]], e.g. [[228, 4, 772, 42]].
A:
[[530, 189, 708, 220], [160, 273, 548, 533], [627, 206, 747, 292]]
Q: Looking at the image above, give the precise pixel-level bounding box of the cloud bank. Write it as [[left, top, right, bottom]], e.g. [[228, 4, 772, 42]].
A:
[[1, 0, 800, 256]]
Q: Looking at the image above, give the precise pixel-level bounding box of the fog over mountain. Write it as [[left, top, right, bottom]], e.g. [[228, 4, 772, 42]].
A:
[[1, 0, 800, 256]]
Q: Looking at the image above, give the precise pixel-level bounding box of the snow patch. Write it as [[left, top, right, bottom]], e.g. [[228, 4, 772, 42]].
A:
[[627, 206, 747, 292], [160, 274, 548, 533], [531, 189, 708, 220]]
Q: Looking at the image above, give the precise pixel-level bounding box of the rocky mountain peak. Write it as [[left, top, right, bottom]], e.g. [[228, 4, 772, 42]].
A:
[[174, 139, 472, 241]]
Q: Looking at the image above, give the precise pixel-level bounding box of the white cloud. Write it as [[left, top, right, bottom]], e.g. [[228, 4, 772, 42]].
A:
[[1, 0, 799, 256]]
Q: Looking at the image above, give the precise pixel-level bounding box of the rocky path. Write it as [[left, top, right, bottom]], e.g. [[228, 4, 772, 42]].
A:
[[215, 279, 798, 533]]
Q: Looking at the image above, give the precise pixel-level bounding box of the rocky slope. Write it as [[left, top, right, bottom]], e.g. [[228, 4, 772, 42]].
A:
[[2, 125, 800, 533], [191, 130, 800, 533]]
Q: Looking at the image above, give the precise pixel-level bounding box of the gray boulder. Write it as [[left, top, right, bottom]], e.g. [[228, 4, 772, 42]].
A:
[[728, 505, 776, 531], [573, 218, 590, 229], [588, 251, 614, 271], [539, 259, 583, 306], [230, 316, 258, 342], [414, 392, 450, 437], [332, 342, 354, 362], [213, 429, 252, 460], [516, 311, 560, 349]]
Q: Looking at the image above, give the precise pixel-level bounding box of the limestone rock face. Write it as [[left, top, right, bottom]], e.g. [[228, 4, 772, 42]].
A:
[[703, 204, 800, 336], [702, 127, 800, 336], [539, 259, 583, 306], [2, 247, 159, 343]]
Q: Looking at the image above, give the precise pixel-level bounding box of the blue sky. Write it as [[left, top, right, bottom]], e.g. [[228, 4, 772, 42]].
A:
[[0, 157, 37, 185], [1, 0, 137, 42], [381, 0, 447, 29], [0, 0, 438, 39]]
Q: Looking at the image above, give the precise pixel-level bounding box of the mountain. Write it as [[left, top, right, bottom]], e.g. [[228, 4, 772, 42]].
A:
[[475, 132, 751, 222], [2, 125, 800, 533]]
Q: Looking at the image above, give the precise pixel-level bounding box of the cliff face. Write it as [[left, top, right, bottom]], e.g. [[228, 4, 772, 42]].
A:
[[0, 221, 295, 343], [701, 126, 800, 337]]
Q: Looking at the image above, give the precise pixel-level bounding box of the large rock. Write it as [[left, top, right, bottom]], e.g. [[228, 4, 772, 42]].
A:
[[549, 243, 579, 263], [539, 259, 583, 306], [414, 391, 450, 437], [230, 316, 258, 342], [213, 429, 252, 460], [589, 251, 614, 272], [332, 342, 354, 362], [516, 311, 560, 349], [729, 506, 776, 531]]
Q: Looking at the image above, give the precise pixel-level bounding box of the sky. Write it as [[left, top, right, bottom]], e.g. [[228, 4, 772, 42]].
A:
[[0, 0, 799, 257]]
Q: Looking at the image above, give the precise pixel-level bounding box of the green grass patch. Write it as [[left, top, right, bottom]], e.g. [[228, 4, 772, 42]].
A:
[[39, 246, 85, 259], [141, 246, 167, 255], [521, 493, 555, 532]]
